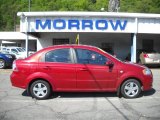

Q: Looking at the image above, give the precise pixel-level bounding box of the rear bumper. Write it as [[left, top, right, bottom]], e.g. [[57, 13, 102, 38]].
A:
[[143, 58, 160, 65], [10, 72, 26, 89]]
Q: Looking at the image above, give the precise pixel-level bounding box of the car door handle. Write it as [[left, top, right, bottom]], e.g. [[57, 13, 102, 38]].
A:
[[43, 66, 50, 70], [79, 68, 88, 71]]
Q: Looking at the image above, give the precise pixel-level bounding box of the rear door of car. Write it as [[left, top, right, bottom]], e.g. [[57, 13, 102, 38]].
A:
[[38, 47, 76, 91]]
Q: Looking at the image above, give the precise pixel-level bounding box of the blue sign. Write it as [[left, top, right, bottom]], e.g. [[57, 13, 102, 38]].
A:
[[35, 19, 127, 31]]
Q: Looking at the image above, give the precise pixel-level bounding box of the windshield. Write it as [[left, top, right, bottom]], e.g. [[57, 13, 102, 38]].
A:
[[17, 48, 25, 52], [97, 48, 123, 62], [18, 47, 26, 52], [11, 48, 19, 53], [21, 47, 26, 51]]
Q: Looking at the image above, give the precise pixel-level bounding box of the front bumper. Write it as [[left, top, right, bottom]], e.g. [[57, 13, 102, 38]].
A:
[[142, 75, 153, 91]]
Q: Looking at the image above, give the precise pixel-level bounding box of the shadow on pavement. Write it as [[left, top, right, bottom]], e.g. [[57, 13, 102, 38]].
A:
[[142, 88, 156, 96], [22, 90, 117, 98], [22, 90, 30, 97], [22, 88, 156, 99], [50, 92, 117, 99]]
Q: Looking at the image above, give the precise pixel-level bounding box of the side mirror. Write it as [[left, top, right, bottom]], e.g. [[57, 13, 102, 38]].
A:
[[105, 61, 114, 68]]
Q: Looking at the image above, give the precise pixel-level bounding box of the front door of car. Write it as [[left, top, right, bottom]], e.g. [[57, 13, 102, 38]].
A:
[[75, 48, 118, 91], [38, 48, 76, 91]]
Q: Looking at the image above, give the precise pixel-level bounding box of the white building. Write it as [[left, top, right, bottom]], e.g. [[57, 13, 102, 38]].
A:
[[0, 32, 37, 51], [17, 12, 160, 62]]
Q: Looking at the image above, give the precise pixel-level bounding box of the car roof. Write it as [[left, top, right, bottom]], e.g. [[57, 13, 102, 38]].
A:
[[45, 44, 98, 50]]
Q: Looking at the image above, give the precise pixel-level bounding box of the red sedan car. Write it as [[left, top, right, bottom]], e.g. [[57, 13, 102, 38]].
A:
[[10, 44, 153, 100]]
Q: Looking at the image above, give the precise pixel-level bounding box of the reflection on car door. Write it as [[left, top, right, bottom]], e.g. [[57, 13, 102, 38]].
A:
[[75, 48, 118, 91], [38, 48, 76, 91]]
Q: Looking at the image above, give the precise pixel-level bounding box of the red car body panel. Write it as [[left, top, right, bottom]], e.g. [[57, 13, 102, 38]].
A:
[[10, 45, 153, 93], [38, 62, 77, 90], [76, 64, 118, 91], [115, 62, 153, 91]]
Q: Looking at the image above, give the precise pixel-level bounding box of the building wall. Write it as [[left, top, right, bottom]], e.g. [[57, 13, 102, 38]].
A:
[[137, 34, 160, 52], [37, 32, 160, 60], [17, 12, 160, 62], [18, 12, 160, 34], [76, 33, 131, 60], [37, 32, 131, 60]]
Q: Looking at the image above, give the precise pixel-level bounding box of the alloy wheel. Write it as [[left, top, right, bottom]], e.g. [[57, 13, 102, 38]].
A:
[[124, 82, 139, 97], [33, 83, 48, 98], [121, 79, 141, 98], [30, 80, 51, 100]]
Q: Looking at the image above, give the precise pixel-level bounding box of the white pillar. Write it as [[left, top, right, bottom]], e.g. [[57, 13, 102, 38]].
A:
[[131, 33, 137, 63], [37, 38, 43, 51], [25, 16, 29, 57], [131, 18, 138, 63]]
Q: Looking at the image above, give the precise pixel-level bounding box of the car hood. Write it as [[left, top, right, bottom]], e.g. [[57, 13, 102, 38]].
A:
[[124, 61, 147, 69]]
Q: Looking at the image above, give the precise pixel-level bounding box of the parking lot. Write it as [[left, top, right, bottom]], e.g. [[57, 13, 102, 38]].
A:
[[0, 69, 160, 120]]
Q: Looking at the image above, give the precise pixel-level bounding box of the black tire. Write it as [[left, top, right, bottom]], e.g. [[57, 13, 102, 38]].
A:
[[30, 80, 51, 100], [0, 59, 6, 69], [121, 79, 141, 98]]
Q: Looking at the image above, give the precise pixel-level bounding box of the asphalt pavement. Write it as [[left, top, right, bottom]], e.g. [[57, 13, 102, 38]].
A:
[[0, 69, 160, 120]]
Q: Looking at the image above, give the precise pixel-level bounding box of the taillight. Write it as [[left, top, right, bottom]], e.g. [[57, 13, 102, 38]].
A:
[[12, 61, 18, 71], [143, 54, 149, 58]]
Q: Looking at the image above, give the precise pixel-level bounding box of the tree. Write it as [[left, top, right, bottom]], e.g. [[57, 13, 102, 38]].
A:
[[108, 0, 120, 12]]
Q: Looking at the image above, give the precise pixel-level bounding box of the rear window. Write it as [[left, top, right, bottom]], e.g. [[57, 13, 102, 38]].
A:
[[45, 49, 72, 63]]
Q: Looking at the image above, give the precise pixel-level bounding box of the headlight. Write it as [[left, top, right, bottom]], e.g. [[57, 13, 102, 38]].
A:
[[143, 68, 152, 75], [5, 55, 12, 58]]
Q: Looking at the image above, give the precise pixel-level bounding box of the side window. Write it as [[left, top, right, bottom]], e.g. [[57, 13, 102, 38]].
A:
[[75, 49, 107, 65], [45, 49, 72, 63]]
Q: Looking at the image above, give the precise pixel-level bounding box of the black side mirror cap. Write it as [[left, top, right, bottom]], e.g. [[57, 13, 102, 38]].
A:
[[106, 61, 114, 68]]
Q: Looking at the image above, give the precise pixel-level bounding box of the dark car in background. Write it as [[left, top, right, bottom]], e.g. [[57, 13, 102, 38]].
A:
[[0, 51, 16, 69]]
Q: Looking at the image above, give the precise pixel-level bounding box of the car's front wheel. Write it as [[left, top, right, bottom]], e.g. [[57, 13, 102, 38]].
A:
[[0, 59, 6, 69], [121, 79, 141, 98], [30, 80, 51, 100]]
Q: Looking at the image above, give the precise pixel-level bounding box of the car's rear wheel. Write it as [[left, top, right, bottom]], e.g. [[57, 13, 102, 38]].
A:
[[121, 79, 141, 98], [30, 80, 51, 100], [0, 59, 6, 69]]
